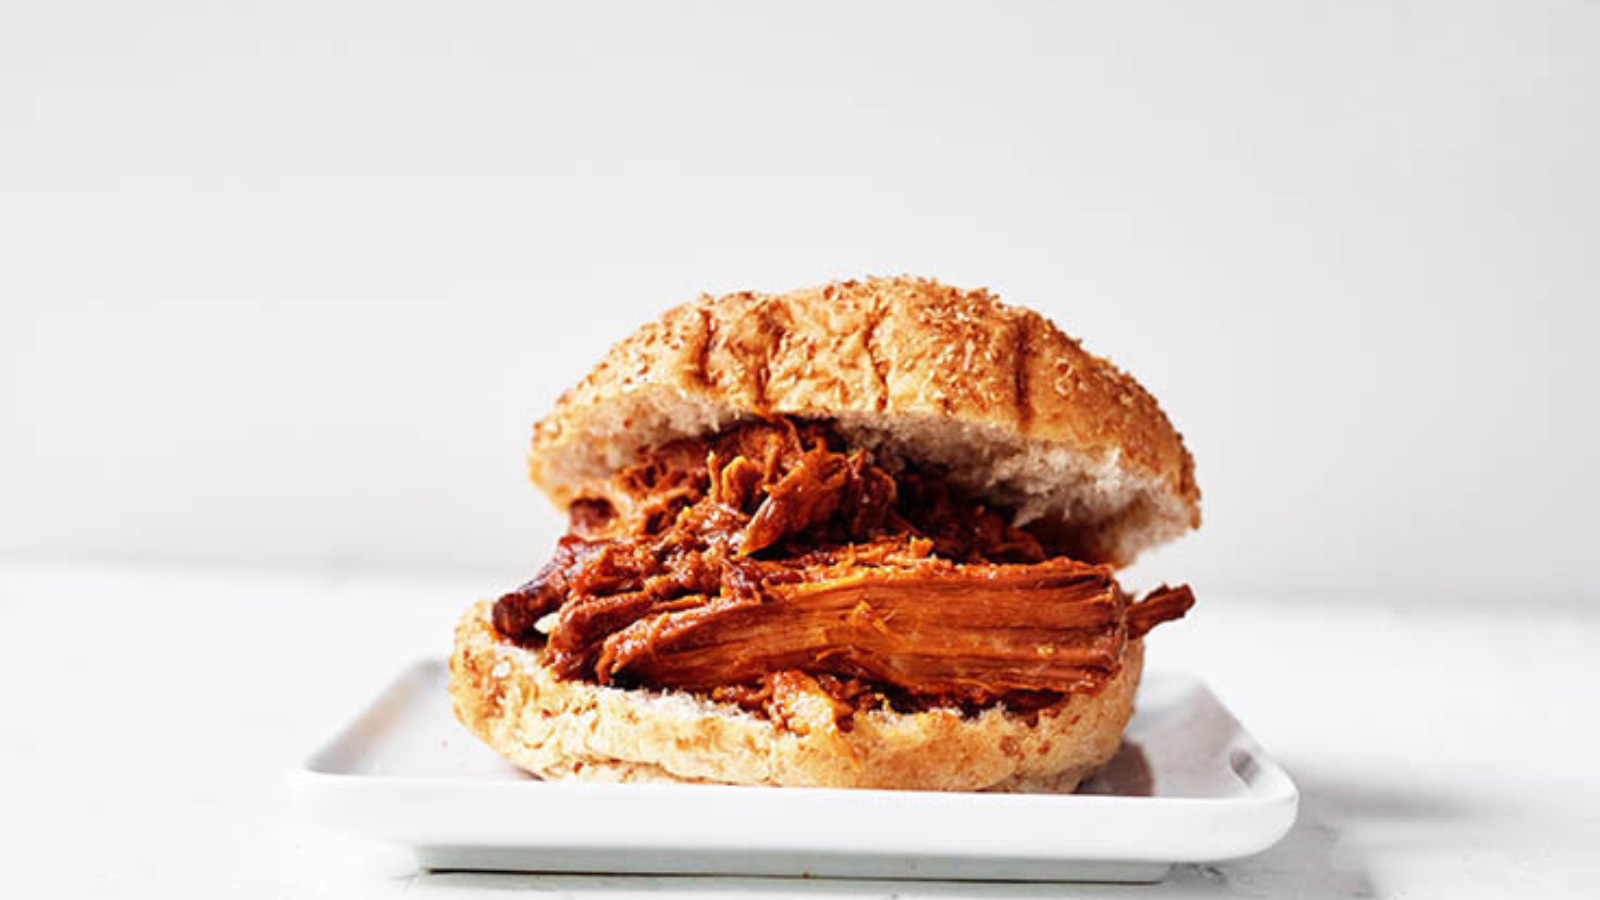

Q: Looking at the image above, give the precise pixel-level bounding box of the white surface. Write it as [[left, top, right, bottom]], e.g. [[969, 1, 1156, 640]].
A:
[[4, 1, 1600, 605], [294, 663, 1296, 881], [0, 561, 1594, 898]]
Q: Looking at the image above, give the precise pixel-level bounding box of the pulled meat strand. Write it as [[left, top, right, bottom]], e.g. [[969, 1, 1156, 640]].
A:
[[597, 558, 1129, 700], [1128, 584, 1196, 639], [492, 417, 1194, 717]]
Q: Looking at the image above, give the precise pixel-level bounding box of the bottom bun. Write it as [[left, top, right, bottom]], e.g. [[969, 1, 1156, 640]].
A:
[[449, 599, 1142, 792]]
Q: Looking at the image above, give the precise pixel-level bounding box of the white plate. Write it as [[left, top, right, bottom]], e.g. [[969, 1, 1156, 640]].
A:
[[293, 661, 1297, 883]]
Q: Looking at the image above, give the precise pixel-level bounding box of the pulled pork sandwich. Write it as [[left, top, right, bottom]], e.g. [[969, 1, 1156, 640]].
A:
[[451, 276, 1199, 792]]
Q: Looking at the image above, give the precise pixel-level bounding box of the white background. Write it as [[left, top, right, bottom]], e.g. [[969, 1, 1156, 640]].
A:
[[4, 0, 1597, 605], [4, 7, 1599, 898]]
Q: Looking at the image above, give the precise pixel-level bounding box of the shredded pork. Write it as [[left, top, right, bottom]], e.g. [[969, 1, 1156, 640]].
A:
[[493, 418, 1193, 720]]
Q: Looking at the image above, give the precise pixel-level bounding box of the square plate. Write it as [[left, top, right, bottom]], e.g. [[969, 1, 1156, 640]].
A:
[[293, 661, 1296, 883]]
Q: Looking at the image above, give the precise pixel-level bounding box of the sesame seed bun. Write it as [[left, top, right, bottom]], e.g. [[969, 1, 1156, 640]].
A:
[[451, 599, 1143, 792], [529, 276, 1197, 566]]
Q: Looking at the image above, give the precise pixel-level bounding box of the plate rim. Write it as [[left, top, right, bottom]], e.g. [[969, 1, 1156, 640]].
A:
[[292, 658, 1299, 867]]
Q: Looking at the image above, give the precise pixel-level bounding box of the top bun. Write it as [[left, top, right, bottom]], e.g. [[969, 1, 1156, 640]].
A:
[[529, 276, 1199, 565]]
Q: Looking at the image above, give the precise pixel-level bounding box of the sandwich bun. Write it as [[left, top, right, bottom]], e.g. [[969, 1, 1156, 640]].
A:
[[452, 599, 1143, 791], [529, 275, 1197, 566]]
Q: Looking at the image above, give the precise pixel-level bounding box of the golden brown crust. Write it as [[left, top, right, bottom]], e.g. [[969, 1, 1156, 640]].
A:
[[450, 599, 1142, 792], [527, 276, 1198, 565]]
